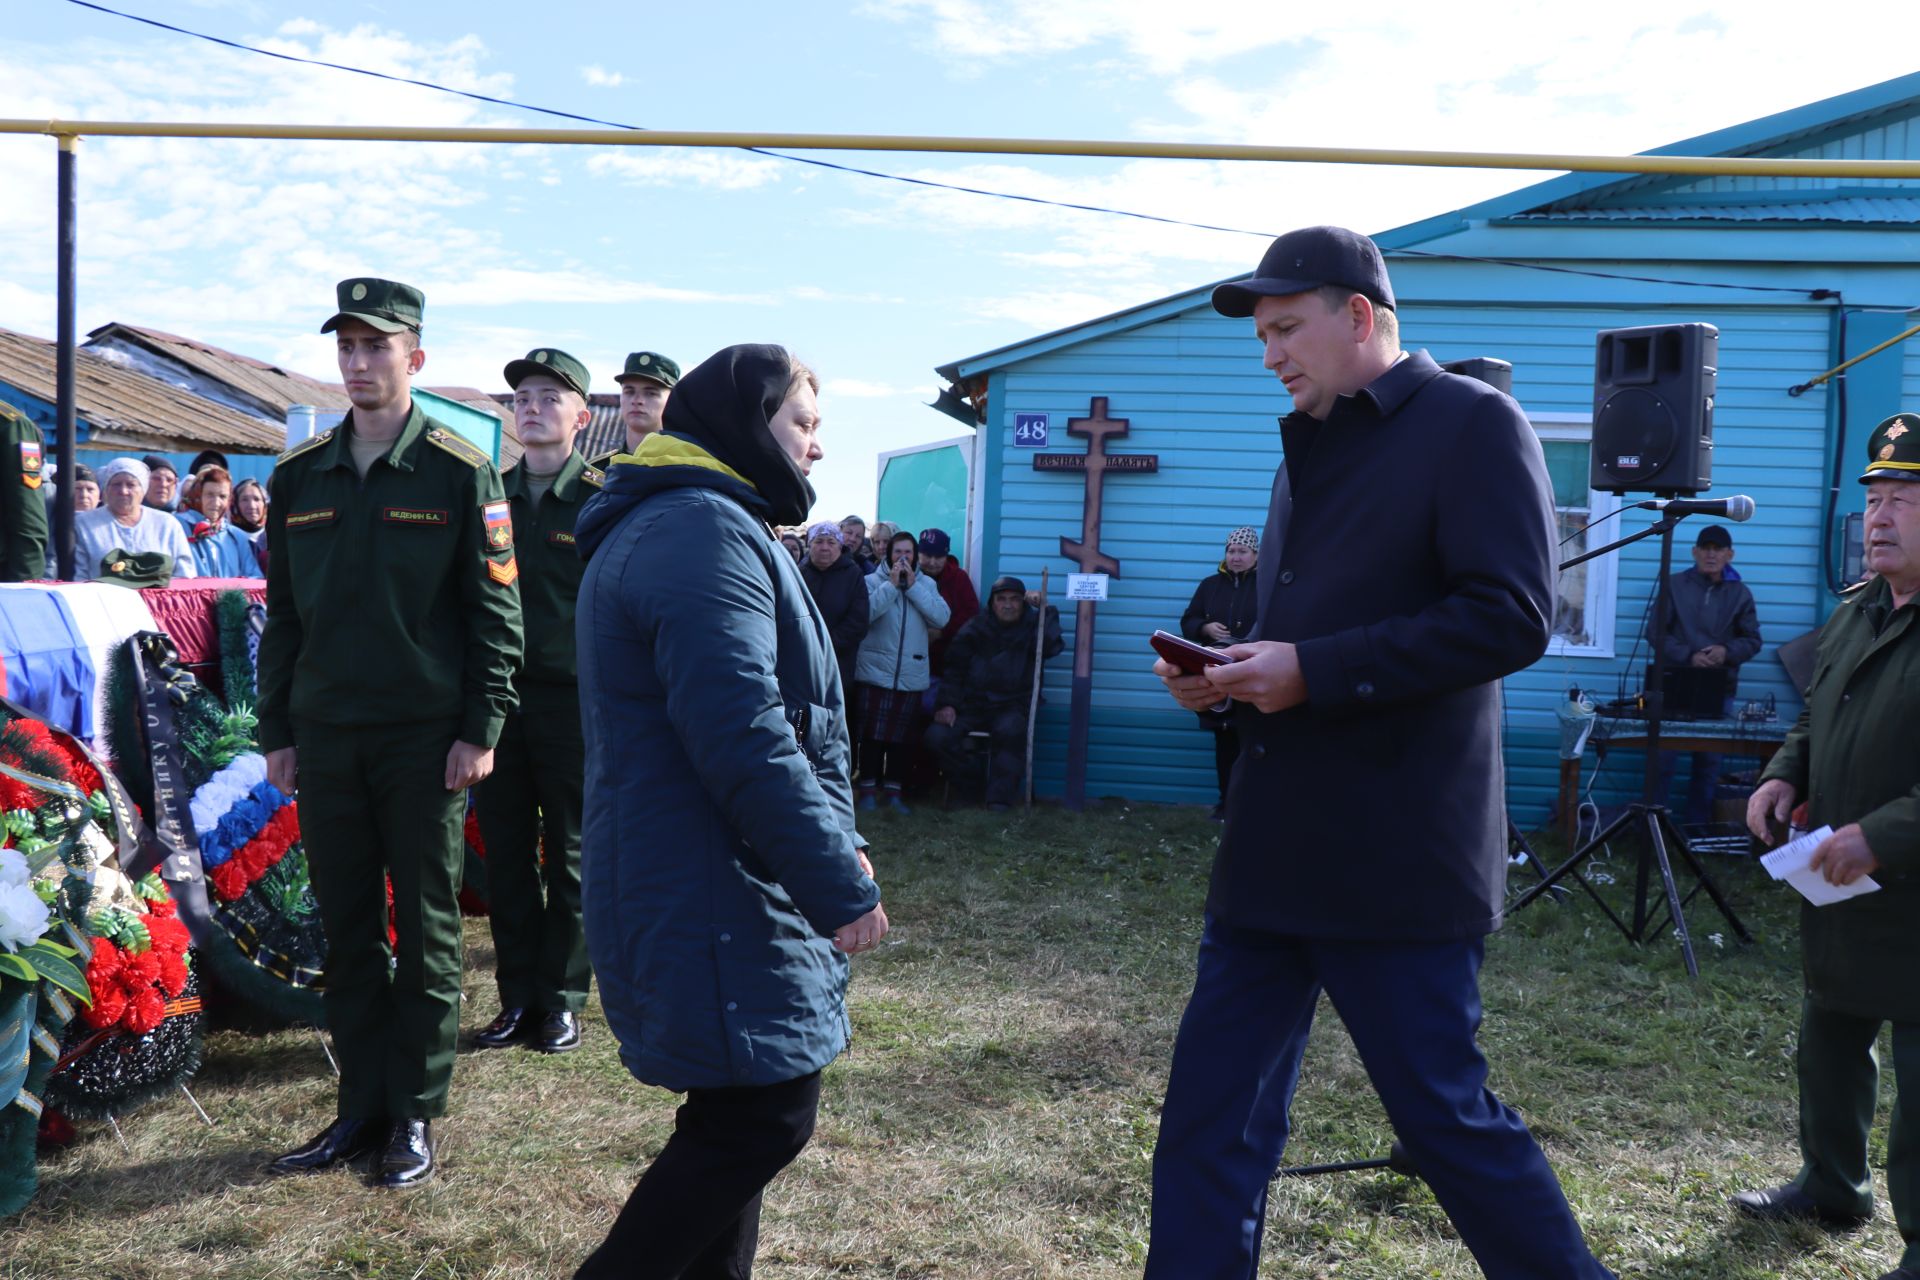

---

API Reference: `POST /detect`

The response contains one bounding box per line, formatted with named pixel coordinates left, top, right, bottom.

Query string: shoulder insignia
left=582, top=464, right=605, bottom=488
left=425, top=427, right=489, bottom=469
left=277, top=428, right=333, bottom=464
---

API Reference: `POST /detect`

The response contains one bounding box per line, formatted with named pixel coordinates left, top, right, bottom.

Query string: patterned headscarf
left=1225, top=526, right=1259, bottom=552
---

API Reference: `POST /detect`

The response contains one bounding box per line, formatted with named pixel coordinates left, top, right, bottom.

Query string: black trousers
left=1213, top=724, right=1241, bottom=804
left=575, top=1072, right=822, bottom=1280
left=925, top=706, right=1029, bottom=806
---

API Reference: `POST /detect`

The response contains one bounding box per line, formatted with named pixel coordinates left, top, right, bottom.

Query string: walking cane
left=1024, top=567, right=1048, bottom=809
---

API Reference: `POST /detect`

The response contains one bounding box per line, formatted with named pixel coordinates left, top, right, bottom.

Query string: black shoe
left=536, top=1010, right=581, bottom=1054
left=372, top=1119, right=435, bottom=1189
left=472, top=1006, right=531, bottom=1049
left=1730, top=1183, right=1870, bottom=1227
left=267, top=1117, right=384, bottom=1175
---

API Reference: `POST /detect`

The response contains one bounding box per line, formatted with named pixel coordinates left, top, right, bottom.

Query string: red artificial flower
left=83, top=984, right=127, bottom=1030
left=208, top=859, right=248, bottom=901
left=125, top=986, right=166, bottom=1035
left=85, top=938, right=124, bottom=989
left=147, top=894, right=177, bottom=921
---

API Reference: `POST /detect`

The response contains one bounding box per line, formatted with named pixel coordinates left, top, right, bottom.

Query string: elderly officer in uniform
left=589, top=351, right=679, bottom=471
left=472, top=348, right=602, bottom=1055
left=1150, top=226, right=1613, bottom=1279
left=258, top=278, right=523, bottom=1189
left=1736, top=412, right=1920, bottom=1280
left=1, top=399, right=48, bottom=582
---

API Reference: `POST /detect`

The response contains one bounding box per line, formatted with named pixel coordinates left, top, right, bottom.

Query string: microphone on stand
left=1632, top=495, right=1755, bottom=522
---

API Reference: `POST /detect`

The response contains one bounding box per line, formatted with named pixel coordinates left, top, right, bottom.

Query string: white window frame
left=1533, top=413, right=1619, bottom=659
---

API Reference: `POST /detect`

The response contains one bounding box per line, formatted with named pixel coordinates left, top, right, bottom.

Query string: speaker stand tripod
left=1507, top=511, right=1752, bottom=976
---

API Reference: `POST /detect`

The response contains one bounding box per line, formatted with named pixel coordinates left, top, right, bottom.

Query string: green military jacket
left=1761, top=574, right=1920, bottom=1022
left=256, top=403, right=524, bottom=753
left=0, top=401, right=48, bottom=583
left=500, top=448, right=601, bottom=684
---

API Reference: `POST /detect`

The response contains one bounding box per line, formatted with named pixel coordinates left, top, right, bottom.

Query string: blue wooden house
left=934, top=72, right=1920, bottom=817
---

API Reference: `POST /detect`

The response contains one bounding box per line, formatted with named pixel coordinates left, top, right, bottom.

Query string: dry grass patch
left=1, top=804, right=1908, bottom=1277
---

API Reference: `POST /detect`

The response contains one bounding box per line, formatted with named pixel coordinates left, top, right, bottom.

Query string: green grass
left=1, top=805, right=1906, bottom=1278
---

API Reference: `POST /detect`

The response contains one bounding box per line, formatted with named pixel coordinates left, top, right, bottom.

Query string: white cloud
left=431, top=268, right=768, bottom=308
left=860, top=0, right=1291, bottom=75
left=588, top=149, right=786, bottom=190
left=581, top=65, right=624, bottom=89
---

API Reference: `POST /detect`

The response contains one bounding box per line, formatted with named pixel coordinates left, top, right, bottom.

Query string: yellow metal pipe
left=1793, top=321, right=1920, bottom=394
left=7, top=117, right=1920, bottom=177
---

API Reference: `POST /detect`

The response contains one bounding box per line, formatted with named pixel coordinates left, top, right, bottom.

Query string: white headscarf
left=96, top=457, right=151, bottom=495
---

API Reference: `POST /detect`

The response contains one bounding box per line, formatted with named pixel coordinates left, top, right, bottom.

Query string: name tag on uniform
left=285, top=508, right=337, bottom=530
left=483, top=500, right=513, bottom=550
left=384, top=507, right=449, bottom=526
left=547, top=530, right=576, bottom=547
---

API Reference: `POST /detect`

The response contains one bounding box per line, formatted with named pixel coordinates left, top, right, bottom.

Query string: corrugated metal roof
left=573, top=394, right=626, bottom=462
left=0, top=327, right=284, bottom=452
left=1505, top=195, right=1920, bottom=223
left=85, top=323, right=351, bottom=417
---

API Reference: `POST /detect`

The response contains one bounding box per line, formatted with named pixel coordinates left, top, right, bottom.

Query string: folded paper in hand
left=1760, top=825, right=1882, bottom=906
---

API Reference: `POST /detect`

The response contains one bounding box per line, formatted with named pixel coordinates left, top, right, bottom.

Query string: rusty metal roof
left=85, top=322, right=351, bottom=417
left=0, top=327, right=284, bottom=452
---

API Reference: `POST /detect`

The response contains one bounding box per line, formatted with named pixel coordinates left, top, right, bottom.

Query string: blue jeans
left=1145, top=917, right=1613, bottom=1280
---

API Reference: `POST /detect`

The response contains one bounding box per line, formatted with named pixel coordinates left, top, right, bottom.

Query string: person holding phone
left=1148, top=226, right=1613, bottom=1278
left=1179, top=525, right=1260, bottom=819
left=852, top=530, right=950, bottom=812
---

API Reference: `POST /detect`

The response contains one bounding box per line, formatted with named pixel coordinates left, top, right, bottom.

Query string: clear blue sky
left=2, top=0, right=1911, bottom=520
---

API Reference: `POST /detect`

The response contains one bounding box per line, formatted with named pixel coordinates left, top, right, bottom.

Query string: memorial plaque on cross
left=1028, top=396, right=1159, bottom=809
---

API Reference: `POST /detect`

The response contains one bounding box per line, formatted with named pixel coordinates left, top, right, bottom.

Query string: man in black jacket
left=925, top=576, right=1061, bottom=810
left=800, top=519, right=869, bottom=694
left=1149, top=226, right=1613, bottom=1279
left=1649, top=523, right=1763, bottom=822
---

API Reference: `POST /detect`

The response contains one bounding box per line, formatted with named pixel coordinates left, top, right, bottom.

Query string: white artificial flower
left=0, top=880, right=51, bottom=952
left=0, top=847, right=27, bottom=887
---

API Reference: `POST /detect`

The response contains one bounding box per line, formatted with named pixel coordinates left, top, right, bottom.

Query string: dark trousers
left=1146, top=916, right=1613, bottom=1280
left=1792, top=998, right=1920, bottom=1267
left=294, top=718, right=466, bottom=1120
left=473, top=681, right=590, bottom=1014
left=925, top=706, right=1028, bottom=806
left=574, top=1072, right=822, bottom=1280
left=1212, top=724, right=1241, bottom=805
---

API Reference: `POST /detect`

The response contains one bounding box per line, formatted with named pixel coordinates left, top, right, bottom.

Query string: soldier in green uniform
left=1735, top=412, right=1920, bottom=1280
left=0, top=400, right=48, bottom=582
left=589, top=350, right=680, bottom=471
left=472, top=348, right=601, bottom=1055
left=257, top=278, right=523, bottom=1190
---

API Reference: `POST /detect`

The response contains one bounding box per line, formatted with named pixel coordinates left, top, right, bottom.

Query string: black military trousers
left=294, top=717, right=466, bottom=1120
left=473, top=680, right=589, bottom=1014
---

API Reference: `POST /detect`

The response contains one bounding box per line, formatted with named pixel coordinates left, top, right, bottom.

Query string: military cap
left=1860, top=412, right=1920, bottom=484
left=503, top=347, right=591, bottom=399
left=321, top=277, right=425, bottom=335
left=614, top=351, right=680, bottom=388
left=97, top=548, right=174, bottom=589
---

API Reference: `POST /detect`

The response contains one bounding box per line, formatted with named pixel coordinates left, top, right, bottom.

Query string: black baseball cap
left=1211, top=225, right=1396, bottom=319
left=988, top=575, right=1026, bottom=596
left=917, top=527, right=951, bottom=557
left=1695, top=525, right=1733, bottom=548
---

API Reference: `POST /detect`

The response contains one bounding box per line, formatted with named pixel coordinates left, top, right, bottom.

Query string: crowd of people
left=2, top=225, right=1914, bottom=1280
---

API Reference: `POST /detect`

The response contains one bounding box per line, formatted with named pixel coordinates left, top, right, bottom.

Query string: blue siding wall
left=984, top=301, right=1849, bottom=814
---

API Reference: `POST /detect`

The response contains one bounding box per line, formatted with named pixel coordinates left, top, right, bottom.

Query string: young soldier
left=472, top=348, right=602, bottom=1054
left=0, top=399, right=48, bottom=582
left=590, top=350, right=679, bottom=470
left=257, top=278, right=523, bottom=1189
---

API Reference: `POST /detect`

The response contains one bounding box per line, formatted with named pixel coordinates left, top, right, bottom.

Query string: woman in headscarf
left=851, top=527, right=949, bottom=813
left=174, top=465, right=262, bottom=578
left=572, top=344, right=887, bottom=1279
left=1179, top=525, right=1260, bottom=819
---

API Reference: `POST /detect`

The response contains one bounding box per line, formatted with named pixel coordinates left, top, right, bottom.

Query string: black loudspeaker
left=1589, top=322, right=1717, bottom=495
left=1439, top=356, right=1513, bottom=395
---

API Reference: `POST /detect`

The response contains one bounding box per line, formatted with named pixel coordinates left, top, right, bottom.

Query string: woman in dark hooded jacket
left=572, top=344, right=888, bottom=1278
left=1179, top=525, right=1259, bottom=818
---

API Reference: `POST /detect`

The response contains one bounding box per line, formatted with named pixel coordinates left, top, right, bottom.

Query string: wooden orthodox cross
left=1030, top=396, right=1159, bottom=809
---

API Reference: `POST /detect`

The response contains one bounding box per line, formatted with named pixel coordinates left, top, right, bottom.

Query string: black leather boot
left=372, top=1119, right=435, bottom=1189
